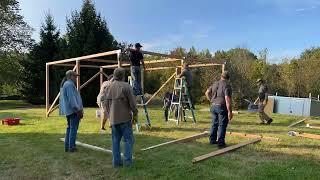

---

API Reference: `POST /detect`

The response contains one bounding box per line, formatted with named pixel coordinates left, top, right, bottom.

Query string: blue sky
left=19, top=0, right=320, bottom=63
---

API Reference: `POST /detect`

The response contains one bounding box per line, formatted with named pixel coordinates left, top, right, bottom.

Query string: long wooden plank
left=227, top=131, right=280, bottom=141
left=59, top=138, right=124, bottom=156
left=141, top=131, right=209, bottom=151
left=145, top=66, right=177, bottom=71
left=46, top=50, right=121, bottom=65
left=127, top=48, right=173, bottom=58
left=188, top=63, right=223, bottom=68
left=144, top=58, right=181, bottom=64
left=288, top=118, right=308, bottom=127
left=145, top=72, right=176, bottom=105
left=192, top=138, right=261, bottom=163
left=46, top=92, right=60, bottom=116
left=101, top=63, right=131, bottom=68
left=52, top=64, right=101, bottom=68
left=298, top=133, right=320, bottom=140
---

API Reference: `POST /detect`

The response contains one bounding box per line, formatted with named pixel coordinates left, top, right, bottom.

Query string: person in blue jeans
left=105, top=68, right=138, bottom=167
left=129, top=43, right=145, bottom=95
left=59, top=70, right=84, bottom=152
left=205, top=71, right=233, bottom=148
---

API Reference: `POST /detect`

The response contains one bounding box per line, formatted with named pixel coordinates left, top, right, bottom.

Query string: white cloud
left=142, top=34, right=184, bottom=51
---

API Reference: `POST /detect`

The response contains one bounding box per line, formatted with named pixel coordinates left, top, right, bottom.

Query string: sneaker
left=267, top=119, right=273, bottom=125
left=101, top=127, right=106, bottom=131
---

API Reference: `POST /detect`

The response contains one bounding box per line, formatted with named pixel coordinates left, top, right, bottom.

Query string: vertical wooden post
left=76, top=60, right=80, bottom=90
left=46, top=64, right=49, bottom=116
left=222, top=63, right=225, bottom=73
left=141, top=68, right=144, bottom=94
left=309, top=93, right=312, bottom=99
left=100, top=67, right=104, bottom=88
left=117, top=50, right=121, bottom=68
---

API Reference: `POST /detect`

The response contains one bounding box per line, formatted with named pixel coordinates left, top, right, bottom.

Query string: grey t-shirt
left=207, top=79, right=232, bottom=105
left=180, top=68, right=192, bottom=87
left=258, top=84, right=268, bottom=101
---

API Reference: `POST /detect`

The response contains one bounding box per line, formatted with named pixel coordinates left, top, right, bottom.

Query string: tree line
left=1, top=0, right=320, bottom=109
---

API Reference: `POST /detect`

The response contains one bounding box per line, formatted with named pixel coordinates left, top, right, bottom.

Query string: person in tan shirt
left=105, top=68, right=138, bottom=167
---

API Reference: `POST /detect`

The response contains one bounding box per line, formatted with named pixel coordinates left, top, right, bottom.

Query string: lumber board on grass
left=298, top=133, right=320, bottom=140
left=227, top=131, right=280, bottom=141
left=288, top=118, right=308, bottom=127
left=59, top=138, right=124, bottom=156
left=192, top=138, right=261, bottom=163
left=141, top=131, right=209, bottom=151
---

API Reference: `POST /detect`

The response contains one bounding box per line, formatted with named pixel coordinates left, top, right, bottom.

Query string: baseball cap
left=135, top=43, right=143, bottom=48
left=66, top=70, right=79, bottom=77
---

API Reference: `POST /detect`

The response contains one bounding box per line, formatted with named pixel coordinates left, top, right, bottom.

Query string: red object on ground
left=1, top=118, right=20, bottom=125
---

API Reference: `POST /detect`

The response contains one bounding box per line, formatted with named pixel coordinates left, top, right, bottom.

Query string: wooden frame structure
left=45, top=49, right=225, bottom=117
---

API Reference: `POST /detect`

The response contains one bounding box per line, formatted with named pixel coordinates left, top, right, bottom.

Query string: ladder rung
left=168, top=118, right=178, bottom=122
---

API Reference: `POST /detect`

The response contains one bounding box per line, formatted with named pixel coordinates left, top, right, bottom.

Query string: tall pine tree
left=21, top=13, right=61, bottom=104
left=65, top=0, right=118, bottom=106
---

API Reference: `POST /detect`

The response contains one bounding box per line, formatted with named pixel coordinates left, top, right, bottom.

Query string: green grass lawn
left=1, top=101, right=320, bottom=180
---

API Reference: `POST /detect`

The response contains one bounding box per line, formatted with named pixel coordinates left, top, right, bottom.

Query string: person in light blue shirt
left=59, top=70, right=83, bottom=152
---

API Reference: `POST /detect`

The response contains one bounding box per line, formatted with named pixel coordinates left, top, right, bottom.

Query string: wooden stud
left=81, top=59, right=119, bottom=63
left=141, top=131, right=209, bottom=151
left=46, top=49, right=121, bottom=65
left=145, top=58, right=181, bottom=64
left=127, top=48, right=174, bottom=58
left=288, top=118, right=308, bottom=127
left=76, top=60, right=80, bottom=90
left=45, top=64, right=49, bottom=115
left=52, top=64, right=100, bottom=69
left=298, top=133, right=320, bottom=140
left=306, top=124, right=320, bottom=130
left=227, top=131, right=280, bottom=141
left=192, top=138, right=261, bottom=163
left=59, top=138, right=124, bottom=157
left=80, top=72, right=100, bottom=90
left=117, top=51, right=121, bottom=68
left=145, top=72, right=176, bottom=105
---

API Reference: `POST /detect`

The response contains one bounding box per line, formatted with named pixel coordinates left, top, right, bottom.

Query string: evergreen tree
left=64, top=0, right=118, bottom=106
left=21, top=13, right=61, bottom=104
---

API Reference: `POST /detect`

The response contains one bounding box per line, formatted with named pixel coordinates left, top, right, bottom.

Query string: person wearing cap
left=256, top=79, right=273, bottom=124
left=104, top=68, right=138, bottom=167
left=178, top=63, right=195, bottom=109
left=205, top=71, right=233, bottom=148
left=59, top=70, right=83, bottom=152
left=97, top=75, right=114, bottom=130
left=129, top=43, right=145, bottom=95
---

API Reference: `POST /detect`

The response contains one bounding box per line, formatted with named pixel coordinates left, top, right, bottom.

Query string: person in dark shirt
left=178, top=63, right=195, bottom=109
left=163, top=92, right=178, bottom=121
left=205, top=71, right=233, bottom=148
left=256, top=79, right=273, bottom=124
left=129, top=43, right=145, bottom=95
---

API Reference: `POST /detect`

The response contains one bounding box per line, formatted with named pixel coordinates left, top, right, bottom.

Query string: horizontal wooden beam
left=192, top=138, right=261, bottom=163
left=297, top=132, right=320, bottom=140
left=101, top=63, right=130, bottom=69
left=52, top=63, right=101, bottom=68
left=128, top=48, right=174, bottom=58
left=141, top=131, right=209, bottom=151
left=145, top=66, right=176, bottom=71
left=145, top=58, right=181, bottom=64
left=81, top=59, right=118, bottom=63
left=227, top=131, right=280, bottom=141
left=46, top=49, right=121, bottom=65
left=188, top=63, right=224, bottom=68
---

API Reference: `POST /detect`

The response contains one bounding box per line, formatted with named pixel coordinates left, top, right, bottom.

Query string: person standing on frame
left=129, top=43, right=145, bottom=96
left=59, top=70, right=84, bottom=152
left=178, top=63, right=195, bottom=109
left=205, top=71, right=233, bottom=148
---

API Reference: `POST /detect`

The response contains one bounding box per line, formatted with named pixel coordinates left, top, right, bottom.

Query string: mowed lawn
left=1, top=100, right=320, bottom=180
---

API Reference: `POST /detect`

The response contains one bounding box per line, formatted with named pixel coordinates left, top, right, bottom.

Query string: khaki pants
left=258, top=102, right=271, bottom=123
